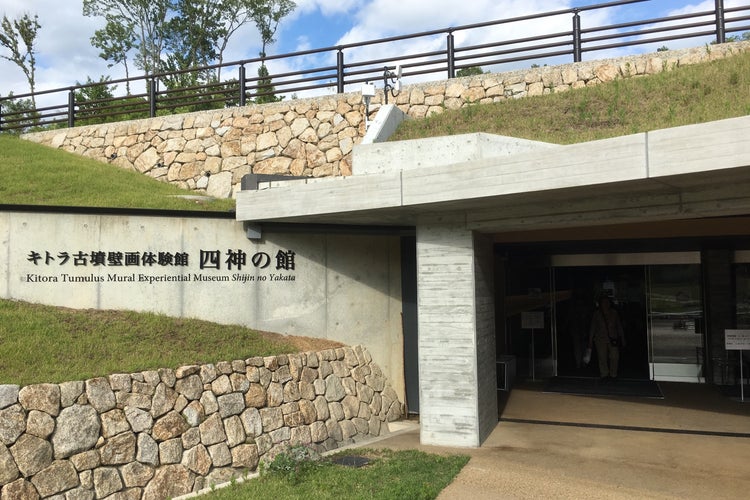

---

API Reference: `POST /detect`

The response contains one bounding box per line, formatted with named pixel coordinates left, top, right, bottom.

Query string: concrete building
left=236, top=115, right=750, bottom=447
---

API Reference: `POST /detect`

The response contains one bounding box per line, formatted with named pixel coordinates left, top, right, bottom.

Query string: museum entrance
left=554, top=265, right=649, bottom=380
left=502, top=252, right=706, bottom=383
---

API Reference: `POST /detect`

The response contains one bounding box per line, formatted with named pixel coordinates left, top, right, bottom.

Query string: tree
left=74, top=76, right=117, bottom=125
left=90, top=16, right=136, bottom=95
left=255, top=63, right=282, bottom=103
left=211, top=0, right=280, bottom=81
left=0, top=92, right=38, bottom=134
left=0, top=13, right=41, bottom=108
left=456, top=66, right=484, bottom=78
left=162, top=0, right=223, bottom=89
left=83, top=0, right=170, bottom=77
left=251, top=0, right=296, bottom=103
left=83, top=0, right=296, bottom=105
left=725, top=32, right=750, bottom=42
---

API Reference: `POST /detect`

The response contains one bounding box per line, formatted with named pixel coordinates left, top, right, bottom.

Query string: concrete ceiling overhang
left=235, top=116, right=750, bottom=234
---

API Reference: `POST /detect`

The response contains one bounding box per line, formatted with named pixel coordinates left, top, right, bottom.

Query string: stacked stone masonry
left=22, top=42, right=750, bottom=198
left=0, top=346, right=403, bottom=500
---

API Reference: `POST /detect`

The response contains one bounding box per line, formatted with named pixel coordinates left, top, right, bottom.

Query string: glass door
left=504, top=257, right=555, bottom=381
left=554, top=265, right=648, bottom=379
left=647, top=265, right=705, bottom=382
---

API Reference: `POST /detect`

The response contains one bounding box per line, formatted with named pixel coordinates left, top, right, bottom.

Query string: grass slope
left=392, top=48, right=750, bottom=143
left=0, top=298, right=299, bottom=386
left=0, top=135, right=235, bottom=211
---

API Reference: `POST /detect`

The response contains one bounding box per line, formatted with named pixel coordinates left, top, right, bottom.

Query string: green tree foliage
left=0, top=92, right=39, bottom=134
left=0, top=13, right=41, bottom=108
left=83, top=0, right=170, bottom=77
left=74, top=76, right=117, bottom=125
left=252, top=0, right=296, bottom=103
left=255, top=63, right=283, bottom=103
left=214, top=0, right=266, bottom=80
left=252, top=0, right=296, bottom=59
left=162, top=0, right=222, bottom=89
left=90, top=16, right=135, bottom=94
left=83, top=0, right=297, bottom=110
left=74, top=76, right=150, bottom=125
left=725, top=32, right=750, bottom=42
left=456, top=66, right=484, bottom=77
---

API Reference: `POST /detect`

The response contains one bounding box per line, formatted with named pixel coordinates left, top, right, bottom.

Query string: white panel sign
left=725, top=329, right=750, bottom=350
left=522, top=311, right=544, bottom=330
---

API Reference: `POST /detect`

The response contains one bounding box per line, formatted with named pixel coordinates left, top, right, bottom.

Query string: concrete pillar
left=416, top=219, right=497, bottom=447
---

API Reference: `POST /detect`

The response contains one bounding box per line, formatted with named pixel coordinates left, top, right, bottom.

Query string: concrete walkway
left=362, top=381, right=750, bottom=499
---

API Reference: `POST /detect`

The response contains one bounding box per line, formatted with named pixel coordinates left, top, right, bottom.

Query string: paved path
left=365, top=382, right=750, bottom=499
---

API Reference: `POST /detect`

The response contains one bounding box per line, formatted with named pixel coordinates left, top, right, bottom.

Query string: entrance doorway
left=555, top=265, right=649, bottom=379
left=502, top=252, right=706, bottom=383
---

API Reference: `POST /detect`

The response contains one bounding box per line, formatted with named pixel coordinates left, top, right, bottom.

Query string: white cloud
left=293, top=0, right=362, bottom=17
left=611, top=0, right=748, bottom=55
left=339, top=0, right=574, bottom=42
left=1, top=0, right=111, bottom=96
left=329, top=0, right=587, bottom=86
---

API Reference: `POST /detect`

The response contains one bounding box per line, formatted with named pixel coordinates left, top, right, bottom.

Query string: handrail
left=1, top=0, right=748, bottom=132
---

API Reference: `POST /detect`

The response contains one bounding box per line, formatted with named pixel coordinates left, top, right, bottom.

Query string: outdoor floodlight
left=361, top=82, right=376, bottom=129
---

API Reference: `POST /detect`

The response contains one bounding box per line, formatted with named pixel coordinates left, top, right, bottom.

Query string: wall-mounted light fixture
left=361, top=82, right=376, bottom=130
left=383, top=65, right=402, bottom=105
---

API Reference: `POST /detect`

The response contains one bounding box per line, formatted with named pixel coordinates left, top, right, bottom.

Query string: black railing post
left=573, top=9, right=582, bottom=62
left=149, top=79, right=157, bottom=118
left=715, top=0, right=725, bottom=44
left=68, top=89, right=75, bottom=128
left=337, top=49, right=345, bottom=94
left=447, top=31, right=455, bottom=79
left=0, top=103, right=4, bottom=133
left=239, top=66, right=247, bottom=107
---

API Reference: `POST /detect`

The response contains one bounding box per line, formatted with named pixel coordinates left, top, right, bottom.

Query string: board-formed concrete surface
left=236, top=115, right=750, bottom=232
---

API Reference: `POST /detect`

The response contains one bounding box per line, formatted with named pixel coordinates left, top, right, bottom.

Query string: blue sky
left=0, top=0, right=743, bottom=99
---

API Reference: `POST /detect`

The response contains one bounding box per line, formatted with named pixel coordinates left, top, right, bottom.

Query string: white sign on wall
left=522, top=311, right=544, bottom=330
left=725, top=329, right=750, bottom=350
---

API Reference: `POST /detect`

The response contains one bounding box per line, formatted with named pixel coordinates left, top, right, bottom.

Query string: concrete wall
left=20, top=42, right=750, bottom=197
left=473, top=233, right=497, bottom=445
left=0, top=210, right=405, bottom=402
left=0, top=346, right=403, bottom=499
left=416, top=217, right=497, bottom=447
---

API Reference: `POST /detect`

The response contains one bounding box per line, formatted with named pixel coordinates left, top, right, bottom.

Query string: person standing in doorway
left=588, top=294, right=626, bottom=378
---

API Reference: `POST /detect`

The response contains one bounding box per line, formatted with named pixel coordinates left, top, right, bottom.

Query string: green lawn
left=0, top=135, right=236, bottom=212
left=392, top=48, right=750, bottom=144
left=0, top=298, right=297, bottom=386
left=205, top=448, right=470, bottom=500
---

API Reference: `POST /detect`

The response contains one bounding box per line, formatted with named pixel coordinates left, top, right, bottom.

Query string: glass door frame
left=646, top=263, right=706, bottom=383
left=550, top=252, right=702, bottom=381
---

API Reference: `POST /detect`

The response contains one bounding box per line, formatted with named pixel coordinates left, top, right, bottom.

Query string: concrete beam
left=235, top=116, right=750, bottom=232
left=354, top=132, right=555, bottom=175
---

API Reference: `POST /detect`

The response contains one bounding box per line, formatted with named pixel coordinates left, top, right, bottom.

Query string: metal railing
left=1, top=0, right=748, bottom=132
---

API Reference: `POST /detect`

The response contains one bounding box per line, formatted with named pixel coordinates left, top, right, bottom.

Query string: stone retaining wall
left=21, top=42, right=750, bottom=197
left=0, top=346, right=403, bottom=499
